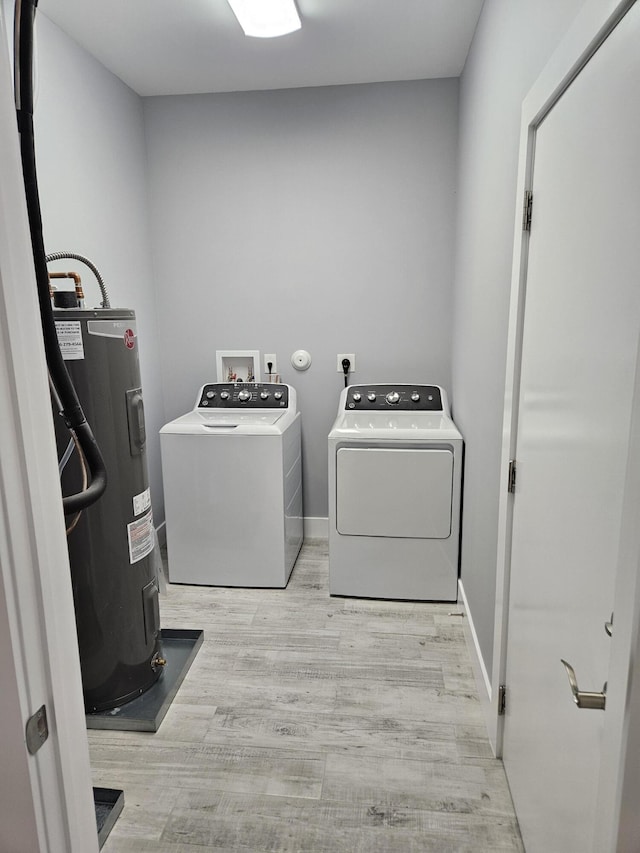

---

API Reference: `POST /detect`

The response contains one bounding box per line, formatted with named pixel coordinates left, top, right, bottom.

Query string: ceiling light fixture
left=227, top=0, right=301, bottom=39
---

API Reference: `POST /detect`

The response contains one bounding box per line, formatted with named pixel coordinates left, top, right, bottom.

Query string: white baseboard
left=304, top=517, right=328, bottom=539
left=458, top=578, right=496, bottom=753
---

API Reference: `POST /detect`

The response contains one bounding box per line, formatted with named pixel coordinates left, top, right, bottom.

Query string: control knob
left=238, top=389, right=251, bottom=402
left=367, top=393, right=376, bottom=402
left=274, top=391, right=283, bottom=400
left=411, top=392, right=420, bottom=402
left=260, top=391, right=269, bottom=400
left=352, top=392, right=362, bottom=402
left=220, top=391, right=230, bottom=400
left=206, top=390, right=215, bottom=399
left=386, top=391, right=400, bottom=405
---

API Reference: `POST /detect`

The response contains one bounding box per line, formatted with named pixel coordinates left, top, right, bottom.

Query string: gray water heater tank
left=54, top=308, right=163, bottom=713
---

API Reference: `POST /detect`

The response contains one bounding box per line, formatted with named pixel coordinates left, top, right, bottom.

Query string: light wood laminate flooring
left=90, top=540, right=523, bottom=852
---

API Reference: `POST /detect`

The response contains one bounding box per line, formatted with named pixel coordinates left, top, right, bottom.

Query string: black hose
left=15, top=0, right=107, bottom=514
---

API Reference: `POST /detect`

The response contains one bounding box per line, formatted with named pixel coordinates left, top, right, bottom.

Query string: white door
left=502, top=3, right=640, bottom=851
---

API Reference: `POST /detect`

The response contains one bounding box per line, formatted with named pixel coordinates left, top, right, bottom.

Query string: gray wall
left=144, top=80, right=459, bottom=519
left=451, top=0, right=586, bottom=681
left=25, top=6, right=589, bottom=683
left=33, top=14, right=166, bottom=521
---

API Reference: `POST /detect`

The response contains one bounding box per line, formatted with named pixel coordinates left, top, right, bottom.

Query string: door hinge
left=522, top=190, right=533, bottom=231
left=498, top=684, right=507, bottom=716
left=507, top=459, right=517, bottom=494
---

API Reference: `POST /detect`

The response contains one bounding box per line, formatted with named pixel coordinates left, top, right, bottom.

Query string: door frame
left=0, top=4, right=99, bottom=851
left=492, top=0, right=640, bottom=847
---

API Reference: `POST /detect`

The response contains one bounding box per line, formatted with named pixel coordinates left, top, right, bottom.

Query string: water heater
left=54, top=307, right=163, bottom=712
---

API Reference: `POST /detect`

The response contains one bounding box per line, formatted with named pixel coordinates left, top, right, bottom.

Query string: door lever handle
left=561, top=659, right=606, bottom=710
left=605, top=612, right=613, bottom=637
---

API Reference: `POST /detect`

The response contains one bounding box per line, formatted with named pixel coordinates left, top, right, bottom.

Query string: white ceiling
left=41, top=0, right=485, bottom=97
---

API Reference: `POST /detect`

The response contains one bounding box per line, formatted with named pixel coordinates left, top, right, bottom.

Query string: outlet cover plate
left=337, top=353, right=356, bottom=372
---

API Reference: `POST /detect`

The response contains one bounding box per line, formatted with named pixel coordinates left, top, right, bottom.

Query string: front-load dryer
left=160, top=382, right=303, bottom=587
left=328, top=384, right=463, bottom=601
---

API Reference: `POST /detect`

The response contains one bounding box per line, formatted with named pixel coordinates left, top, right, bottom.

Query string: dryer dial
left=386, top=391, right=400, bottom=405
left=274, top=391, right=283, bottom=400
left=352, top=392, right=362, bottom=402
left=260, top=391, right=269, bottom=400
left=220, top=391, right=230, bottom=400
left=367, top=393, right=377, bottom=402
left=238, top=389, right=251, bottom=402
left=411, top=392, right=420, bottom=402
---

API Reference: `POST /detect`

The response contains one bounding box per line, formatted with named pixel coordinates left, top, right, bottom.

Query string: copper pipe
left=48, top=270, right=85, bottom=302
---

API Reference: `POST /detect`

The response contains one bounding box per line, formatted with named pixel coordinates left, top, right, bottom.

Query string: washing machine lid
left=199, top=412, right=284, bottom=427
left=160, top=409, right=294, bottom=435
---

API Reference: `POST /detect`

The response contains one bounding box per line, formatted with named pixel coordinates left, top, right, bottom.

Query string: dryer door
left=336, top=447, right=453, bottom=538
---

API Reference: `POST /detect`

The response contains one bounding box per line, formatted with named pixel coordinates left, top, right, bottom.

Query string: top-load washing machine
left=328, top=384, right=463, bottom=601
left=160, top=382, right=303, bottom=587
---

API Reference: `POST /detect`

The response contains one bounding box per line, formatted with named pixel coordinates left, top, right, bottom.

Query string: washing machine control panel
left=345, top=385, right=443, bottom=411
left=197, top=383, right=290, bottom=409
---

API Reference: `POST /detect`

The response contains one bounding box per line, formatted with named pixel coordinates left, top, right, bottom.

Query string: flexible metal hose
left=45, top=251, right=111, bottom=308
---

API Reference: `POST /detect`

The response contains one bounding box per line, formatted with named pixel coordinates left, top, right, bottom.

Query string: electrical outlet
left=337, top=353, right=356, bottom=373
left=264, top=353, right=277, bottom=376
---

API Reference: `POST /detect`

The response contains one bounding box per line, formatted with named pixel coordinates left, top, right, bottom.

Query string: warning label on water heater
left=133, top=487, right=151, bottom=517
left=127, top=509, right=155, bottom=564
left=55, top=321, right=85, bottom=360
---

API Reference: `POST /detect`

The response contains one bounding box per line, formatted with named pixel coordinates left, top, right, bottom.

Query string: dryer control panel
left=197, top=383, right=290, bottom=409
left=344, top=384, right=443, bottom=411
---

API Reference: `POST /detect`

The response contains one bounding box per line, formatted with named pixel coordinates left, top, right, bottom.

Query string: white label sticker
left=133, top=487, right=151, bottom=517
left=55, top=321, right=85, bottom=360
left=127, top=509, right=155, bottom=564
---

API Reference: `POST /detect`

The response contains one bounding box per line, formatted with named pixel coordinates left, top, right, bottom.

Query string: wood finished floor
left=90, top=540, right=523, bottom=852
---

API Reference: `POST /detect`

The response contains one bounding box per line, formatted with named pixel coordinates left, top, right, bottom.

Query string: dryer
left=328, top=384, right=463, bottom=601
left=160, top=383, right=303, bottom=587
